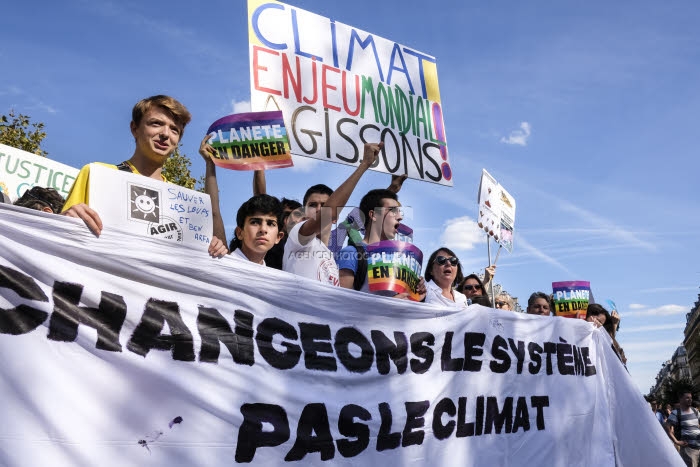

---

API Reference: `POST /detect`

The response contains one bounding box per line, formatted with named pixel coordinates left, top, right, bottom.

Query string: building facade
left=683, top=292, right=700, bottom=390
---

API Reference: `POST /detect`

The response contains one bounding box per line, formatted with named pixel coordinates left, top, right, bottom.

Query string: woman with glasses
left=424, top=247, right=468, bottom=307
left=495, top=292, right=515, bottom=311
left=457, top=273, right=489, bottom=303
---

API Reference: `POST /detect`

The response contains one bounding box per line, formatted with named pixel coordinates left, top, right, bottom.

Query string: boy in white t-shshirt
left=283, top=143, right=381, bottom=285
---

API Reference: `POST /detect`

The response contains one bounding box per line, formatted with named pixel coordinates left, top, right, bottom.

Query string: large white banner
left=0, top=204, right=682, bottom=466
left=248, top=0, right=453, bottom=186
left=0, top=143, right=79, bottom=201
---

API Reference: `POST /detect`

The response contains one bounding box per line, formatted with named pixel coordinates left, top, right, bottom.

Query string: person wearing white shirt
left=423, top=247, right=468, bottom=308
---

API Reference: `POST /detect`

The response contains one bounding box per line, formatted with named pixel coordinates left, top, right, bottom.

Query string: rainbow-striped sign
left=205, top=111, right=293, bottom=171
left=552, top=281, right=591, bottom=319
left=366, top=241, right=423, bottom=301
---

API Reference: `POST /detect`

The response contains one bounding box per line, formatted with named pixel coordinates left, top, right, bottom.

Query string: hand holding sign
left=205, top=111, right=293, bottom=171
left=360, top=142, right=382, bottom=169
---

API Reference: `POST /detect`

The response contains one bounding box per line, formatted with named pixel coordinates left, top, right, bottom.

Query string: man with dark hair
left=61, top=95, right=226, bottom=257
left=229, top=194, right=284, bottom=265
left=338, top=187, right=426, bottom=300
left=13, top=186, right=65, bottom=213
left=282, top=144, right=381, bottom=285
left=264, top=197, right=302, bottom=269
left=666, top=390, right=700, bottom=466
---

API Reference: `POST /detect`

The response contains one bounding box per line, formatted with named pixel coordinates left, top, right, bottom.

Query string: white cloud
left=439, top=216, right=486, bottom=251
left=628, top=303, right=646, bottom=310
left=231, top=100, right=251, bottom=114
left=500, top=121, right=531, bottom=146
left=623, top=304, right=688, bottom=318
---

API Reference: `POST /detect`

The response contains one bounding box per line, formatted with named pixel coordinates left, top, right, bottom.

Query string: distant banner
left=0, top=205, right=684, bottom=466
left=206, top=111, right=293, bottom=171
left=477, top=169, right=516, bottom=252
left=552, top=281, right=591, bottom=319
left=248, top=0, right=452, bottom=185
left=0, top=143, right=78, bottom=201
left=366, top=240, right=423, bottom=300
left=88, top=164, right=213, bottom=250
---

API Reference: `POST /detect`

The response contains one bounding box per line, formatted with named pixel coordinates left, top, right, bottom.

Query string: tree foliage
left=162, top=146, right=204, bottom=191
left=660, top=377, right=696, bottom=406
left=0, top=110, right=48, bottom=156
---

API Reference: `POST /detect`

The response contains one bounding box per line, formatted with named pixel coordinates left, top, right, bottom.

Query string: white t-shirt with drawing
left=283, top=221, right=339, bottom=286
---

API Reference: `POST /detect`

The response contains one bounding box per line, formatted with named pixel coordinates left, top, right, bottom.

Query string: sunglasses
left=435, top=255, right=459, bottom=266
left=462, top=284, right=482, bottom=291
left=495, top=301, right=508, bottom=308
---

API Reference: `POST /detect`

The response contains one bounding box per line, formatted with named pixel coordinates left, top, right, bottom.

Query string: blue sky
left=2, top=0, right=699, bottom=393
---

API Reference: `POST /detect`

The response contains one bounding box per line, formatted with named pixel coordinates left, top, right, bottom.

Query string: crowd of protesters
left=8, top=93, right=700, bottom=463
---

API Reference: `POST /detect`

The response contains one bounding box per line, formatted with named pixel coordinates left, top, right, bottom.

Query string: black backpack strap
left=677, top=408, right=683, bottom=441
left=352, top=244, right=367, bottom=291
left=116, top=161, right=134, bottom=172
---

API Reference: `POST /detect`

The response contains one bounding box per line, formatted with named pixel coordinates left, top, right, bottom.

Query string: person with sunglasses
left=495, top=292, right=515, bottom=311
left=423, top=247, right=468, bottom=307
left=457, top=273, right=489, bottom=303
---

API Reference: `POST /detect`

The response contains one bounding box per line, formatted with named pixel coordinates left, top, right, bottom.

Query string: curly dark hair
left=13, top=186, right=65, bottom=213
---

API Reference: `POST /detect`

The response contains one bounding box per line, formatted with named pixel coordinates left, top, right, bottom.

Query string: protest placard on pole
left=365, top=240, right=423, bottom=300
left=88, top=164, right=213, bottom=250
left=552, top=281, right=591, bottom=319
left=248, top=0, right=452, bottom=185
left=477, top=169, right=516, bottom=252
left=0, top=143, right=79, bottom=201
left=205, top=111, right=293, bottom=171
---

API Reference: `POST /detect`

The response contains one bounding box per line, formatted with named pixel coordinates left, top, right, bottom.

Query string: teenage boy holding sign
left=61, top=95, right=227, bottom=257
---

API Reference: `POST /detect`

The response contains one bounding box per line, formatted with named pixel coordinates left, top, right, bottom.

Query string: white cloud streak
left=557, top=199, right=656, bottom=252
left=623, top=323, right=685, bottom=333
left=620, top=339, right=682, bottom=353
left=515, top=234, right=574, bottom=276
left=500, top=121, right=531, bottom=146
left=640, top=286, right=699, bottom=294
left=622, top=304, right=688, bottom=318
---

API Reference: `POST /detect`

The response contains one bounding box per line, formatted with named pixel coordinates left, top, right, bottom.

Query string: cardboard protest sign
left=88, top=164, right=213, bottom=250
left=248, top=0, right=452, bottom=185
left=552, top=281, right=591, bottom=319
left=477, top=169, right=516, bottom=252
left=366, top=240, right=423, bottom=300
left=0, top=143, right=79, bottom=201
left=206, top=111, right=293, bottom=171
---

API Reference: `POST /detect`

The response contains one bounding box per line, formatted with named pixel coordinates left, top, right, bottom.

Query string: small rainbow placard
left=552, top=281, right=591, bottom=319
left=366, top=241, right=423, bottom=301
left=206, top=111, right=293, bottom=171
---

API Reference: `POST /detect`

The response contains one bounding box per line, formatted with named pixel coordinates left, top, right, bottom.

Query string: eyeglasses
left=435, top=255, right=459, bottom=266
left=462, top=284, right=482, bottom=291
left=495, top=301, right=508, bottom=307
left=382, top=206, right=403, bottom=216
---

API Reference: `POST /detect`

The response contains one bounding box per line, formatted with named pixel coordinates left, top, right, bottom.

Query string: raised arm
left=299, top=143, right=381, bottom=239
left=199, top=134, right=227, bottom=246
left=253, top=170, right=266, bottom=196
